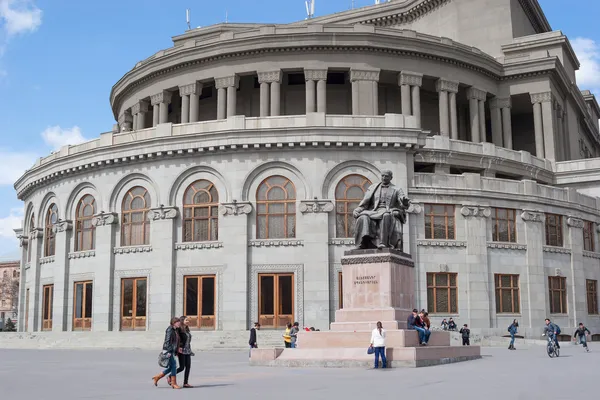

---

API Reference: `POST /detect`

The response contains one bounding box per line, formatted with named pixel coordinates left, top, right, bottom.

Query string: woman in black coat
left=152, top=317, right=181, bottom=389
left=175, top=316, right=194, bottom=388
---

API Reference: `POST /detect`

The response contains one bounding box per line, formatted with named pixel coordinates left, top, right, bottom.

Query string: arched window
left=75, top=195, right=96, bottom=251
left=183, top=180, right=219, bottom=242
left=121, top=187, right=150, bottom=246
left=256, top=176, right=296, bottom=239
left=335, top=174, right=372, bottom=238
left=44, top=204, right=58, bottom=256
left=27, top=213, right=34, bottom=263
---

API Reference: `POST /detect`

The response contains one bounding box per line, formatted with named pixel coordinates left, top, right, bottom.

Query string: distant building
left=13, top=0, right=600, bottom=338
left=0, top=261, right=20, bottom=329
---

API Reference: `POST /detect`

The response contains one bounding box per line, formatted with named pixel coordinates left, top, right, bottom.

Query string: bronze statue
left=353, top=170, right=410, bottom=251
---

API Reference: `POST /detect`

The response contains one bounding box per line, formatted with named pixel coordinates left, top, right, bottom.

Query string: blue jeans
left=162, top=354, right=177, bottom=377
left=374, top=346, right=387, bottom=368
left=578, top=335, right=588, bottom=348
left=414, top=327, right=431, bottom=344
left=509, top=333, right=515, bottom=346
left=547, top=334, right=559, bottom=348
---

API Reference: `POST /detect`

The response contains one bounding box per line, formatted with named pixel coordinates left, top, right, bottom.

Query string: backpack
left=555, top=325, right=561, bottom=335
left=507, top=325, right=512, bottom=333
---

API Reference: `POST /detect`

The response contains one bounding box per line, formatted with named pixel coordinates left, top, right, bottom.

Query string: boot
left=166, top=376, right=172, bottom=386
left=152, top=372, right=165, bottom=387
left=171, top=376, right=182, bottom=390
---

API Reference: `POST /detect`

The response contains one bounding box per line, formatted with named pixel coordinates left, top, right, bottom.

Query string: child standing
left=459, top=324, right=470, bottom=346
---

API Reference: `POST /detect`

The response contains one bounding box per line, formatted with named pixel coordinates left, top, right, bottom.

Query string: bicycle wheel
left=554, top=347, right=560, bottom=357
left=547, top=345, right=555, bottom=358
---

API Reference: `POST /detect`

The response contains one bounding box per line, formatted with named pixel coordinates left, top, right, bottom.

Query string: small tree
left=3, top=318, right=15, bottom=332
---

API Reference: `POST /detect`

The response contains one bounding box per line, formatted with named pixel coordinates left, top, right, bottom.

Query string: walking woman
left=175, top=316, right=194, bottom=387
left=370, top=321, right=387, bottom=369
left=152, top=317, right=181, bottom=389
left=508, top=319, right=518, bottom=350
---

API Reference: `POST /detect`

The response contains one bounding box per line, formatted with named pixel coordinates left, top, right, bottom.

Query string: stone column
left=147, top=206, right=178, bottom=331
left=400, top=81, right=411, bottom=116
left=151, top=91, right=172, bottom=125
left=520, top=208, right=546, bottom=330
left=436, top=78, right=459, bottom=137
left=350, top=69, right=380, bottom=116
left=304, top=69, right=328, bottom=114
left=132, top=112, right=138, bottom=131
left=179, top=82, right=202, bottom=124
left=51, top=220, right=72, bottom=332
left=530, top=94, right=546, bottom=159
left=27, top=228, right=43, bottom=331
left=478, top=98, right=486, bottom=140
left=132, top=100, right=149, bottom=130
left=215, top=75, right=239, bottom=118
left=219, top=201, right=252, bottom=329
left=181, top=94, right=189, bottom=123
left=258, top=73, right=271, bottom=117
left=399, top=71, right=423, bottom=128
left=118, top=110, right=133, bottom=132
left=305, top=78, right=316, bottom=113
left=270, top=73, right=282, bottom=117
left=299, top=199, right=334, bottom=329
left=152, top=104, right=159, bottom=127
left=216, top=87, right=226, bottom=119
left=501, top=99, right=513, bottom=150
left=490, top=98, right=503, bottom=147
left=557, top=105, right=566, bottom=160
left=566, top=216, right=585, bottom=328
left=449, top=92, right=458, bottom=138
left=467, top=87, right=486, bottom=143
left=91, top=212, right=118, bottom=331
left=258, top=71, right=282, bottom=117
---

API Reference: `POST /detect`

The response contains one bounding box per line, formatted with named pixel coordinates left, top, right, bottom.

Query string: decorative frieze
left=530, top=91, right=552, bottom=104
left=435, top=78, right=459, bottom=93
left=329, top=238, right=355, bottom=246
left=407, top=203, right=422, bottom=214
left=566, top=217, right=584, bottom=229
left=583, top=250, right=600, bottom=259
left=215, top=75, right=239, bottom=89
left=92, top=212, right=118, bottom=227
left=304, top=69, right=328, bottom=81
left=179, top=82, right=202, bottom=96
left=248, top=239, right=304, bottom=247
left=148, top=206, right=178, bottom=221
left=349, top=69, right=380, bottom=82
left=487, top=242, right=527, bottom=251
left=68, top=250, right=96, bottom=259
left=257, top=70, right=282, bottom=84
left=114, top=245, right=153, bottom=254
left=466, top=87, right=487, bottom=101
left=460, top=206, right=491, bottom=218
left=399, top=71, right=423, bottom=87
left=543, top=246, right=572, bottom=255
left=175, top=242, right=223, bottom=250
left=341, top=253, right=415, bottom=267
left=299, top=199, right=334, bottom=213
left=417, top=240, right=467, bottom=247
left=40, top=256, right=55, bottom=265
left=52, top=219, right=73, bottom=233
left=521, top=210, right=544, bottom=223
left=489, top=97, right=511, bottom=109
left=219, top=201, right=252, bottom=216
left=150, top=90, right=173, bottom=105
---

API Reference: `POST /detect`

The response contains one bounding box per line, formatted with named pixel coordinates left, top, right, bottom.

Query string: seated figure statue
left=352, top=170, right=410, bottom=251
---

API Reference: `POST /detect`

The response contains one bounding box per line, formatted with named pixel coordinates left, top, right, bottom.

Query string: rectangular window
left=42, top=284, right=54, bottom=331
left=584, top=221, right=595, bottom=252
left=587, top=279, right=598, bottom=315
left=494, top=274, right=520, bottom=314
left=183, top=275, right=216, bottom=330
left=545, top=214, right=563, bottom=247
left=548, top=276, right=567, bottom=314
left=73, top=281, right=93, bottom=331
left=492, top=208, right=516, bottom=242
left=426, top=273, right=458, bottom=314
left=424, top=204, right=455, bottom=240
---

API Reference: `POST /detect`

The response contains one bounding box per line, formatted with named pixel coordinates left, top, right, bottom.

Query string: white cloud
left=0, top=0, right=42, bottom=37
left=572, top=37, right=600, bottom=93
left=0, top=207, right=22, bottom=240
left=41, top=125, right=87, bottom=150
left=0, top=149, right=35, bottom=185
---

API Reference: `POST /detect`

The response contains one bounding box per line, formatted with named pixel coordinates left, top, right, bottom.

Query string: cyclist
left=573, top=322, right=591, bottom=352
left=543, top=318, right=561, bottom=349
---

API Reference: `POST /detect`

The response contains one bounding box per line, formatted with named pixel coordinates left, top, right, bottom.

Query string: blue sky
left=0, top=0, right=598, bottom=259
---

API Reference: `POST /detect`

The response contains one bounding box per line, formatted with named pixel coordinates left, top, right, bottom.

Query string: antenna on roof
left=186, top=9, right=191, bottom=30
left=305, top=0, right=315, bottom=19
left=225, top=9, right=228, bottom=23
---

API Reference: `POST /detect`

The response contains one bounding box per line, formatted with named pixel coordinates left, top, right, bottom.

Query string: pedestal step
left=334, top=308, right=412, bottom=323
left=297, top=329, right=450, bottom=348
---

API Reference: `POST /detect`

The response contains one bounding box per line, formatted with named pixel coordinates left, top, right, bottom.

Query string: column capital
left=215, top=75, right=239, bottom=89
left=257, top=70, right=282, bottom=84
left=466, top=87, right=487, bottom=101
left=150, top=90, right=173, bottom=106
left=567, top=216, right=584, bottom=229
left=460, top=205, right=491, bottom=218
left=91, top=212, right=119, bottom=227
left=299, top=199, right=334, bottom=213
left=179, top=82, right=203, bottom=96
left=304, top=68, right=328, bottom=81
left=52, top=219, right=73, bottom=233
left=489, top=97, right=511, bottom=109
left=148, top=205, right=178, bottom=221
left=435, top=78, right=459, bottom=93
left=28, top=227, right=43, bottom=240
left=530, top=91, right=552, bottom=104
left=520, top=209, right=544, bottom=223
left=349, top=69, right=380, bottom=82
left=219, top=201, right=253, bottom=216
left=131, top=100, right=150, bottom=114
left=399, top=71, right=423, bottom=87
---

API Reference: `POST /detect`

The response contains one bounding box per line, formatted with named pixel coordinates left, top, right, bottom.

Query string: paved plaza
left=1, top=343, right=596, bottom=399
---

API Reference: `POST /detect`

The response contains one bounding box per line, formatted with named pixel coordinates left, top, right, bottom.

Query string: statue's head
left=381, top=170, right=393, bottom=185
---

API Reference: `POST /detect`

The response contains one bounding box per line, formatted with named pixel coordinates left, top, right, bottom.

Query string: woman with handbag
left=152, top=317, right=181, bottom=389
left=369, top=321, right=387, bottom=369
left=174, top=316, right=194, bottom=388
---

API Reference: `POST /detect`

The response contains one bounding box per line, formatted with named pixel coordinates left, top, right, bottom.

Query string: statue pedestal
left=331, top=248, right=414, bottom=331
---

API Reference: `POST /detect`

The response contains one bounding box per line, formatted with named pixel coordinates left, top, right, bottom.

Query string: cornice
left=516, top=0, right=552, bottom=34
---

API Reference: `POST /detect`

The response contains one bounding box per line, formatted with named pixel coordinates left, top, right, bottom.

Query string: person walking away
left=283, top=323, right=292, bottom=348
left=543, top=318, right=561, bottom=349
left=508, top=319, right=518, bottom=350
left=174, top=316, right=194, bottom=388
left=573, top=322, right=591, bottom=352
left=249, top=322, right=260, bottom=357
left=290, top=322, right=300, bottom=348
left=152, top=317, right=181, bottom=389
left=370, top=321, right=387, bottom=369
left=459, top=324, right=470, bottom=346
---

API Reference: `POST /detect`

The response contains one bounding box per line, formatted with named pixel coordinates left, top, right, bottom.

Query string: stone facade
left=0, top=261, right=19, bottom=329
left=12, top=0, right=600, bottom=338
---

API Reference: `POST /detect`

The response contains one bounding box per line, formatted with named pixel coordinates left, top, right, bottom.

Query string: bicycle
left=543, top=334, right=560, bottom=358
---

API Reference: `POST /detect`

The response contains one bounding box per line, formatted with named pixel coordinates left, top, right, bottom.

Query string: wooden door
left=258, top=273, right=294, bottom=328
left=184, top=275, right=216, bottom=330
left=120, top=278, right=147, bottom=331
left=42, top=284, right=53, bottom=331
left=73, top=281, right=93, bottom=330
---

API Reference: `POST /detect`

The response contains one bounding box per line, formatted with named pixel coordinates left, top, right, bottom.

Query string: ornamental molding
left=340, top=253, right=415, bottom=267
left=29, top=228, right=43, bottom=240
left=92, top=212, right=118, bottom=227
left=329, top=238, right=355, bottom=246
left=18, top=235, right=28, bottom=247
left=399, top=71, right=423, bottom=87
left=489, top=97, right=511, bottom=109
left=52, top=219, right=73, bottom=233
left=361, top=0, right=451, bottom=27
left=583, top=250, right=600, bottom=259
left=175, top=242, right=223, bottom=250
left=530, top=91, right=552, bottom=104
left=460, top=205, right=491, bottom=218
left=148, top=205, right=178, bottom=221
left=68, top=250, right=96, bottom=259
left=349, top=69, right=380, bottom=82
left=150, top=90, right=173, bottom=105
left=304, top=69, right=328, bottom=81
left=487, top=242, right=527, bottom=251
left=466, top=87, right=487, bottom=101
left=40, top=256, right=55, bottom=265
left=407, top=203, right=422, bottom=214
left=566, top=217, right=584, bottom=229
left=299, top=199, right=334, bottom=213
left=520, top=210, right=544, bottom=223
left=175, top=265, right=225, bottom=330
left=543, top=246, right=571, bottom=254
left=248, top=239, right=304, bottom=247
left=114, top=245, right=153, bottom=254
left=131, top=100, right=149, bottom=114
left=417, top=240, right=467, bottom=247
left=257, top=70, right=282, bottom=83
left=215, top=75, right=239, bottom=89
left=179, top=82, right=202, bottom=96
left=219, top=201, right=252, bottom=216
left=435, top=78, right=459, bottom=93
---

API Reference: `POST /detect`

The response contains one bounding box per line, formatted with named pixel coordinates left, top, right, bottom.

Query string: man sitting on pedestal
left=353, top=170, right=409, bottom=251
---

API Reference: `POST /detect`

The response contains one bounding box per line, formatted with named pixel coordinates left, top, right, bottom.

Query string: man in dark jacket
left=543, top=318, right=561, bottom=349
left=573, top=322, right=591, bottom=352
left=407, top=308, right=430, bottom=345
left=249, top=322, right=260, bottom=357
left=459, top=324, right=470, bottom=346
